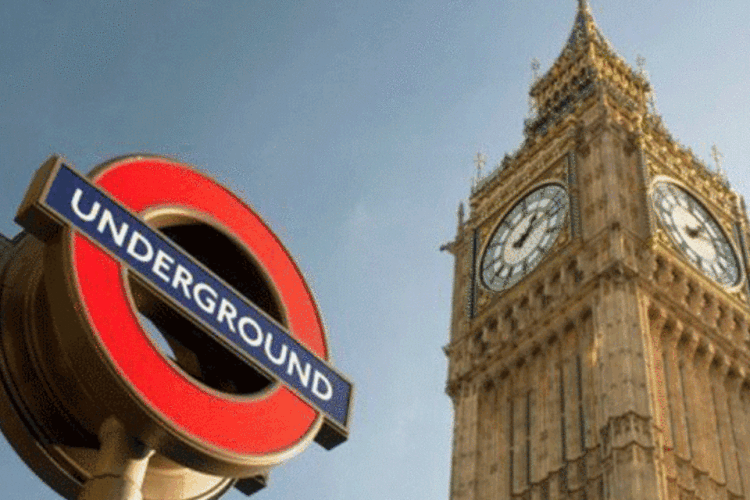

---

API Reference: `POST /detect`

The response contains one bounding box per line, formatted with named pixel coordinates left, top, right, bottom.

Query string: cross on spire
left=636, top=55, right=646, bottom=75
left=471, top=151, right=487, bottom=190
left=474, top=152, right=487, bottom=179
left=711, top=144, right=726, bottom=177
left=528, top=58, right=541, bottom=118
left=531, top=58, right=540, bottom=81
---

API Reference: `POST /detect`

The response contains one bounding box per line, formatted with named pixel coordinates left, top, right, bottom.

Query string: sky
left=0, top=1, right=749, bottom=499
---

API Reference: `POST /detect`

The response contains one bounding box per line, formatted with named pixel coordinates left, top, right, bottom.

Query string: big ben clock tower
left=444, top=1, right=750, bottom=499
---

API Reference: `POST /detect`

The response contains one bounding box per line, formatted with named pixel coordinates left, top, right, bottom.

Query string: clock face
left=651, top=181, right=741, bottom=288
left=480, top=184, right=569, bottom=292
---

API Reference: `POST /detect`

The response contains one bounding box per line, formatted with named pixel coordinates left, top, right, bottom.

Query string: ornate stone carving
left=445, top=3, right=750, bottom=499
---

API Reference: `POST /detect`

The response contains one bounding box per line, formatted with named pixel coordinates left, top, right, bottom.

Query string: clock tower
left=444, top=2, right=750, bottom=499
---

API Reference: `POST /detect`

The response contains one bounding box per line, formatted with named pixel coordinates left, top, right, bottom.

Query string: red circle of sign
left=69, top=157, right=326, bottom=456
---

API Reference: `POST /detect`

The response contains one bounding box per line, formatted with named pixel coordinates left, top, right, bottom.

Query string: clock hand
left=512, top=213, right=538, bottom=248
left=685, top=224, right=715, bottom=247
left=685, top=224, right=702, bottom=239
left=682, top=223, right=720, bottom=262
left=524, top=212, right=550, bottom=239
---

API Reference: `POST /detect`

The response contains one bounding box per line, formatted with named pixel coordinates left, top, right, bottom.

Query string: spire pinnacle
left=473, top=151, right=486, bottom=185
left=564, top=0, right=602, bottom=53
left=711, top=144, right=727, bottom=178
left=525, top=0, right=651, bottom=138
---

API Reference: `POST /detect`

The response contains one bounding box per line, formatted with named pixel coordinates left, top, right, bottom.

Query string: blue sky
left=1, top=1, right=749, bottom=499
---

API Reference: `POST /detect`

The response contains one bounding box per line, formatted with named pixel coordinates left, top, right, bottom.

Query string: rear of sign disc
left=0, top=235, right=239, bottom=499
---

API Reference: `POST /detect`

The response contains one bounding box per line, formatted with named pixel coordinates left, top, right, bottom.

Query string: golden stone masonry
left=444, top=1, right=750, bottom=498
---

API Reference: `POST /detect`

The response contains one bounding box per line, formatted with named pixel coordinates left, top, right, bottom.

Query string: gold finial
left=711, top=144, right=726, bottom=178
left=528, top=58, right=541, bottom=118
left=635, top=55, right=658, bottom=115
left=636, top=54, right=646, bottom=75
left=474, top=152, right=487, bottom=182
left=531, top=58, right=540, bottom=81
left=578, top=0, right=591, bottom=13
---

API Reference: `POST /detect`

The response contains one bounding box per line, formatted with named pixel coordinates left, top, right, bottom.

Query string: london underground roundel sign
left=15, top=155, right=352, bottom=475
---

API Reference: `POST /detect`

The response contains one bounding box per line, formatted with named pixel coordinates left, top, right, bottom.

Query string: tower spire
left=564, top=0, right=609, bottom=54
left=524, top=0, right=651, bottom=138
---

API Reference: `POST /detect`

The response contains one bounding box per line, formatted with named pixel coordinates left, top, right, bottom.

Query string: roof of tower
left=524, top=0, right=650, bottom=137
left=473, top=1, right=734, bottom=206
left=562, top=0, right=617, bottom=61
